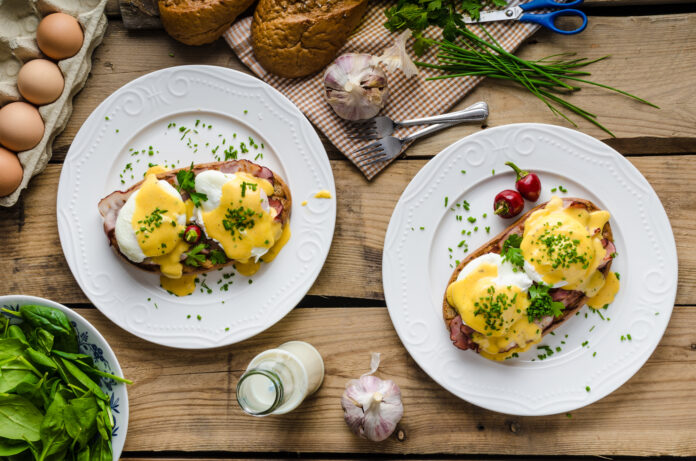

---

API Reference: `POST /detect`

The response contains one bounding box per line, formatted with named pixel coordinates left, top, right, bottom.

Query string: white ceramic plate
left=383, top=123, right=678, bottom=416
left=57, top=66, right=336, bottom=349
left=0, top=295, right=129, bottom=460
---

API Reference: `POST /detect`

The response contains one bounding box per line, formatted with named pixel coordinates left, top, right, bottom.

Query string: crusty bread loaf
left=443, top=198, right=614, bottom=337
left=158, top=0, right=255, bottom=46
left=251, top=0, right=368, bottom=78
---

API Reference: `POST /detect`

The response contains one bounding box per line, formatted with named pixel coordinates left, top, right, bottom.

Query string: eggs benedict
left=98, top=160, right=292, bottom=296
left=444, top=197, right=619, bottom=361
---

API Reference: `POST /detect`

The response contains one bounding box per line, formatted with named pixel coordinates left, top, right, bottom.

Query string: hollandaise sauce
left=521, top=196, right=609, bottom=294
left=199, top=172, right=284, bottom=276
left=446, top=262, right=542, bottom=361
left=587, top=271, right=620, bottom=309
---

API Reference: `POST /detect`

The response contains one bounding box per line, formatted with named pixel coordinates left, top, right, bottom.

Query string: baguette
left=443, top=198, right=615, bottom=354
left=98, top=160, right=291, bottom=276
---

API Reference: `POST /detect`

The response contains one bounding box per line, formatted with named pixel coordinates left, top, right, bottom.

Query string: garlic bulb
left=323, top=31, right=418, bottom=121
left=341, top=353, right=404, bottom=442
left=324, top=54, right=389, bottom=121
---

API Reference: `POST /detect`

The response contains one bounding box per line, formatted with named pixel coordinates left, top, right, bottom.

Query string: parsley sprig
left=527, top=283, right=565, bottom=322
left=176, top=163, right=208, bottom=208
left=184, top=243, right=208, bottom=267
left=501, top=234, right=524, bottom=269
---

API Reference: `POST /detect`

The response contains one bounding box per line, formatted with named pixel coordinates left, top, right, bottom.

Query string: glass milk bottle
left=236, top=341, right=324, bottom=416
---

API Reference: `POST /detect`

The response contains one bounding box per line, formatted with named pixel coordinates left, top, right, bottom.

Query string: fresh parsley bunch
left=384, top=0, right=506, bottom=54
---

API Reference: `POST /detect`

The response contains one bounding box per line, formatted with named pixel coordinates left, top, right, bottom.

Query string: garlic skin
left=341, top=353, right=404, bottom=442
left=324, top=54, right=389, bottom=121
left=379, top=30, right=418, bottom=78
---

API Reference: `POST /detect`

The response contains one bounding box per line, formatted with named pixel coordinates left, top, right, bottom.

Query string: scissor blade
left=462, top=7, right=522, bottom=23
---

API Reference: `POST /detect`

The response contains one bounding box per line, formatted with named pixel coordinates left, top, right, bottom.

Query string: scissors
left=462, top=0, right=588, bottom=35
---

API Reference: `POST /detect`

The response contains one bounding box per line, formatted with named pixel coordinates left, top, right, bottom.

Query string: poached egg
left=114, top=171, right=192, bottom=279
left=193, top=170, right=283, bottom=272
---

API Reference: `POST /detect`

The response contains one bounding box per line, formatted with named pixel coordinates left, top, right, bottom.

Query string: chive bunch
left=416, top=27, right=658, bottom=136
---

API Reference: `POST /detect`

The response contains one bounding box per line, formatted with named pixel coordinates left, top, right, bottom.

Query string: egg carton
left=0, top=0, right=108, bottom=207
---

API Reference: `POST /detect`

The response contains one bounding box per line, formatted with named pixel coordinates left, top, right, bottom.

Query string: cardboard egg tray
left=0, top=0, right=108, bottom=207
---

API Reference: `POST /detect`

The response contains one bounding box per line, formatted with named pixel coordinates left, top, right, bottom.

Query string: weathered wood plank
left=76, top=306, right=696, bottom=455
left=52, top=15, right=696, bottom=162
left=104, top=0, right=696, bottom=20
left=0, top=155, right=693, bottom=304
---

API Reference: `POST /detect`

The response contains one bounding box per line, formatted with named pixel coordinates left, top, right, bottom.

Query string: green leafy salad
left=0, top=305, right=131, bottom=461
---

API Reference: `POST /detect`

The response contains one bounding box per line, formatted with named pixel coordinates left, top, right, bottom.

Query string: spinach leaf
left=39, top=391, right=71, bottom=460
left=89, top=435, right=112, bottom=461
left=0, top=436, right=29, bottom=456
left=76, top=445, right=90, bottom=461
left=59, top=359, right=108, bottom=402
left=24, top=348, right=57, bottom=372
left=0, top=338, right=26, bottom=361
left=0, top=393, right=43, bottom=441
left=19, top=306, right=72, bottom=337
left=19, top=306, right=78, bottom=354
left=0, top=369, right=39, bottom=394
left=7, top=325, right=29, bottom=346
left=35, top=330, right=54, bottom=355
left=64, top=395, right=98, bottom=450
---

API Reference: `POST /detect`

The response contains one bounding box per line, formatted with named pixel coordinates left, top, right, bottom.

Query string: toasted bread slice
left=443, top=198, right=615, bottom=350
left=98, top=160, right=291, bottom=276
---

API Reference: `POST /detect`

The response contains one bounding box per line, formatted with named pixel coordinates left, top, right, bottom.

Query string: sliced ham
left=449, top=315, right=478, bottom=351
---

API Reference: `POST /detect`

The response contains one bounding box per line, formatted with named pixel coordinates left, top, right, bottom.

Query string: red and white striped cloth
left=224, top=1, right=538, bottom=180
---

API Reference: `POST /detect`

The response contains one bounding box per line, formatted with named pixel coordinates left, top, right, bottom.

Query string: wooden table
left=2, top=0, right=695, bottom=458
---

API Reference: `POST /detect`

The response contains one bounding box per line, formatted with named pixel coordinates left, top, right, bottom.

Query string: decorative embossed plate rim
left=57, top=66, right=336, bottom=349
left=382, top=123, right=678, bottom=416
left=0, top=295, right=129, bottom=460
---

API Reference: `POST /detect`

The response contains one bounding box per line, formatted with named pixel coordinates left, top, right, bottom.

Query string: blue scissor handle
left=519, top=0, right=584, bottom=11
left=519, top=9, right=588, bottom=35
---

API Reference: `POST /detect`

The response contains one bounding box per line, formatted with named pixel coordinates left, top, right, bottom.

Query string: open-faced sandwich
left=443, top=196, right=620, bottom=361
left=98, top=160, right=291, bottom=296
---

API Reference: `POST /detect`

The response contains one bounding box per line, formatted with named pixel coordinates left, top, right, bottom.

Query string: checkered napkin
left=224, top=1, right=538, bottom=180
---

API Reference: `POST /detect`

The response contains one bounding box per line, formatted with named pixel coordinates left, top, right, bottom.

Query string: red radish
left=184, top=225, right=202, bottom=243
left=505, top=161, right=541, bottom=202
left=494, top=190, right=524, bottom=218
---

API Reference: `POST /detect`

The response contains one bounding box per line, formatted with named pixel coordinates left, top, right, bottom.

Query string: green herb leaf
left=501, top=234, right=525, bottom=269
left=526, top=283, right=565, bottom=322
left=184, top=243, right=208, bottom=267
left=176, top=163, right=208, bottom=208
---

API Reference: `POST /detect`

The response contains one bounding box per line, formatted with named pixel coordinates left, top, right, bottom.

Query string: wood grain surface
left=51, top=16, right=696, bottom=163
left=1, top=156, right=693, bottom=304
left=74, top=306, right=696, bottom=456
left=3, top=2, right=695, bottom=458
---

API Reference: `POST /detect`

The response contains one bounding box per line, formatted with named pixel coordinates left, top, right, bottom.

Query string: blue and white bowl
left=0, top=295, right=129, bottom=460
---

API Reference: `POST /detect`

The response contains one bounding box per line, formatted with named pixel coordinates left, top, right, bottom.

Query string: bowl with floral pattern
left=0, top=294, right=129, bottom=460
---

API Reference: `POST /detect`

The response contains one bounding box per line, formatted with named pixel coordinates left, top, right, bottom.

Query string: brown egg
left=0, top=102, right=45, bottom=152
left=0, top=147, right=23, bottom=196
left=36, top=13, right=84, bottom=60
left=17, top=59, right=65, bottom=105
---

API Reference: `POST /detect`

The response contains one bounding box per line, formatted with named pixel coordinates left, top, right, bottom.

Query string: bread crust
left=251, top=0, right=368, bottom=78
left=98, top=160, right=291, bottom=276
left=158, top=0, right=255, bottom=45
left=443, top=198, right=614, bottom=340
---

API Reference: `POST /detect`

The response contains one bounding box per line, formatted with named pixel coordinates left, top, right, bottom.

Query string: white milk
left=236, top=341, right=324, bottom=416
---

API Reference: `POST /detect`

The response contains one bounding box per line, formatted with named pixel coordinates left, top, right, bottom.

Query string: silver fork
left=349, top=101, right=489, bottom=140
left=353, top=121, right=460, bottom=167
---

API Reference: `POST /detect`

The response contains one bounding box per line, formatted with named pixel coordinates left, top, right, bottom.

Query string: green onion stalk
left=415, top=26, right=658, bottom=137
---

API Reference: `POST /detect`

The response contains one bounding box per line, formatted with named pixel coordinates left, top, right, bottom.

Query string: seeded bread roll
left=158, top=0, right=255, bottom=46
left=251, top=0, right=368, bottom=78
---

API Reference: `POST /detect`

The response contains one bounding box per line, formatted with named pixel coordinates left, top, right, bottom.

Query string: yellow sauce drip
left=587, top=271, right=620, bottom=309
left=132, top=174, right=187, bottom=279
left=160, top=273, right=197, bottom=296
left=314, top=190, right=331, bottom=199
left=261, top=224, right=291, bottom=263
left=446, top=262, right=541, bottom=360
left=521, top=196, right=609, bottom=294
left=301, top=200, right=307, bottom=206
left=152, top=240, right=189, bottom=279
left=235, top=261, right=261, bottom=276
left=146, top=165, right=168, bottom=176
left=201, top=172, right=281, bottom=262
